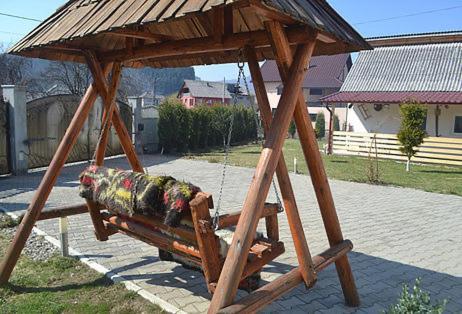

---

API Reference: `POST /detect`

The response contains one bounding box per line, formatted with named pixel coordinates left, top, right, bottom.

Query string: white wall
left=347, top=103, right=462, bottom=138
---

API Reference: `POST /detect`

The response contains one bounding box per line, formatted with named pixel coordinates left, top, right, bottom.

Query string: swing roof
left=8, top=0, right=370, bottom=68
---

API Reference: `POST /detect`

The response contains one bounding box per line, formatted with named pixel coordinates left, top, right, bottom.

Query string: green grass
left=184, top=139, right=462, bottom=196
left=0, top=231, right=164, bottom=314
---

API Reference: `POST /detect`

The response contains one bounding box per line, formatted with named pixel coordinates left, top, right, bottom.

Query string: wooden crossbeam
left=208, top=41, right=316, bottom=313
left=266, top=20, right=360, bottom=307
left=100, top=26, right=313, bottom=64
left=109, top=29, right=174, bottom=42
left=245, top=45, right=316, bottom=287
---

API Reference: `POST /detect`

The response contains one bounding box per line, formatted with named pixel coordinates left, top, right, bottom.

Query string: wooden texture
left=9, top=0, right=370, bottom=68
left=218, top=240, right=353, bottom=313
left=190, top=193, right=221, bottom=290
left=0, top=65, right=110, bottom=284
left=102, top=212, right=202, bottom=259
left=216, top=203, right=279, bottom=230
left=208, top=42, right=316, bottom=313
left=333, top=131, right=462, bottom=166
left=246, top=45, right=316, bottom=287
left=95, top=62, right=122, bottom=165
left=266, top=20, right=360, bottom=307
left=86, top=200, right=109, bottom=241
left=35, top=203, right=89, bottom=221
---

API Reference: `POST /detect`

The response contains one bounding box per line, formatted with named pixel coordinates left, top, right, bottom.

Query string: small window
left=310, top=88, right=323, bottom=96
left=454, top=116, right=462, bottom=133
left=277, top=85, right=283, bottom=95
left=309, top=113, right=317, bottom=122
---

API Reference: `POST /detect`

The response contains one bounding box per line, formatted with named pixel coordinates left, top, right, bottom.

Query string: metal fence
left=26, top=95, right=132, bottom=169
left=0, top=101, right=10, bottom=174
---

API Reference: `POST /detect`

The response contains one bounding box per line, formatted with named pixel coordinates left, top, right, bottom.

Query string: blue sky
left=1, top=0, right=462, bottom=81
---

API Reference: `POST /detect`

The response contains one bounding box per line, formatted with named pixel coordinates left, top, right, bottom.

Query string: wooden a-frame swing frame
left=0, top=14, right=360, bottom=313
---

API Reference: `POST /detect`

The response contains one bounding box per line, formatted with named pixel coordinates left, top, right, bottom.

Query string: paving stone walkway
left=0, top=155, right=461, bottom=313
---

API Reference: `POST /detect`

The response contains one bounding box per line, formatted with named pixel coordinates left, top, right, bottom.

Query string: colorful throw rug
left=79, top=165, right=201, bottom=227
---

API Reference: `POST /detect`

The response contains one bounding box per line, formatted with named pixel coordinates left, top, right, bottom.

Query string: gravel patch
left=0, top=214, right=59, bottom=262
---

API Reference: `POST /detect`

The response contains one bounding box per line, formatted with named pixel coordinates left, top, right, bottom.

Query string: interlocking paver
left=1, top=155, right=461, bottom=313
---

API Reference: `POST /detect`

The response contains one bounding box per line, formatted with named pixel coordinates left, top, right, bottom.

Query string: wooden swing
left=0, top=1, right=370, bottom=313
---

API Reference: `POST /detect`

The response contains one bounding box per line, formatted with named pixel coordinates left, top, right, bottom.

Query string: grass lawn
left=184, top=139, right=462, bottom=196
left=0, top=229, right=164, bottom=313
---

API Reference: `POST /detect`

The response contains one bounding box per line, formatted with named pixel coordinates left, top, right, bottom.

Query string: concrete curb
left=0, top=208, right=186, bottom=314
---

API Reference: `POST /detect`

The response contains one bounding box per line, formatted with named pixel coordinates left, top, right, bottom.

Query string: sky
left=1, top=0, right=462, bottom=81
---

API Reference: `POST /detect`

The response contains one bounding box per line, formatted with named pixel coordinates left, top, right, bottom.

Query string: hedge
left=159, top=98, right=257, bottom=152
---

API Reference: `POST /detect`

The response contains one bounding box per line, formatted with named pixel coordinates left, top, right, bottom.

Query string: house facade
left=322, top=34, right=462, bottom=138
left=261, top=54, right=352, bottom=128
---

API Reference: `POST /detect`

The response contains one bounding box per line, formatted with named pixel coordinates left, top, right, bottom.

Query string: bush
left=333, top=114, right=340, bottom=131
left=158, top=100, right=257, bottom=152
left=397, top=102, right=427, bottom=171
left=158, top=97, right=190, bottom=153
left=315, top=112, right=325, bottom=139
left=386, top=279, right=446, bottom=314
left=288, top=120, right=296, bottom=138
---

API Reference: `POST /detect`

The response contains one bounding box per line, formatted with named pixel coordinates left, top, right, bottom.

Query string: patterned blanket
left=79, top=165, right=201, bottom=227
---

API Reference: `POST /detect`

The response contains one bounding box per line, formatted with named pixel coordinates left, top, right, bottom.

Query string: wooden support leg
left=0, top=67, right=110, bottom=284
left=95, top=63, right=122, bottom=165
left=190, top=193, right=221, bottom=292
left=85, top=52, right=144, bottom=173
left=245, top=46, right=315, bottom=286
left=266, top=21, right=360, bottom=307
left=86, top=200, right=109, bottom=241
left=208, top=41, right=316, bottom=313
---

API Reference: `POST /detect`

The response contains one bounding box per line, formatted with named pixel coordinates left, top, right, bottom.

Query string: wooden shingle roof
left=9, top=0, right=370, bottom=68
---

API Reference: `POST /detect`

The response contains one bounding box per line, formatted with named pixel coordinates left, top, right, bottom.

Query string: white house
left=322, top=32, right=462, bottom=138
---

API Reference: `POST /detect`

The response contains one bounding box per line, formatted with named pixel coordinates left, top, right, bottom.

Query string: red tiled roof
left=260, top=54, right=351, bottom=89
left=321, top=91, right=462, bottom=104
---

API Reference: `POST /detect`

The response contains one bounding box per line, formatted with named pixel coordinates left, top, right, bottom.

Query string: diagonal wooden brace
left=0, top=64, right=112, bottom=285
left=208, top=41, right=317, bottom=313
left=84, top=51, right=144, bottom=173
left=245, top=46, right=316, bottom=287
left=266, top=21, right=360, bottom=307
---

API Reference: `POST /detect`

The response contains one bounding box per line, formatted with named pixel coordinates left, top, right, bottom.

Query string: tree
left=158, top=97, right=191, bottom=153
left=0, top=45, right=31, bottom=85
left=42, top=61, right=91, bottom=96
left=288, top=120, right=296, bottom=138
left=315, top=112, right=325, bottom=139
left=397, top=102, right=427, bottom=172
left=333, top=114, right=340, bottom=131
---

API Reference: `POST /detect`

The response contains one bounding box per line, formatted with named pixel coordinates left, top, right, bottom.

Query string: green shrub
left=333, top=114, right=340, bottom=131
left=158, top=97, right=191, bottom=153
left=0, top=214, right=19, bottom=229
left=397, top=102, right=427, bottom=172
left=288, top=120, right=296, bottom=138
left=386, top=279, right=446, bottom=314
left=315, top=112, right=325, bottom=139
left=158, top=100, right=257, bottom=152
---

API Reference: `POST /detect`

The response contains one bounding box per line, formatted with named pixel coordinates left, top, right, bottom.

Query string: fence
left=26, top=95, right=132, bottom=169
left=0, top=101, right=10, bottom=174
left=333, top=131, right=462, bottom=166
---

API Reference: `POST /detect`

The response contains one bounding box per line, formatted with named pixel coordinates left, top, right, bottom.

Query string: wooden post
left=59, top=217, right=69, bottom=257
left=84, top=52, right=144, bottom=173
left=266, top=21, right=360, bottom=307
left=208, top=42, right=316, bottom=313
left=95, top=62, right=122, bottom=165
left=0, top=65, right=111, bottom=284
left=190, top=193, right=221, bottom=291
left=245, top=46, right=316, bottom=287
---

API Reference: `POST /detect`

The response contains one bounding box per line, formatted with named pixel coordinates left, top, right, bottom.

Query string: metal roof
left=261, top=53, right=351, bottom=88
left=8, top=0, right=370, bottom=68
left=322, top=91, right=462, bottom=105
left=340, top=42, right=462, bottom=93
left=183, top=80, right=232, bottom=99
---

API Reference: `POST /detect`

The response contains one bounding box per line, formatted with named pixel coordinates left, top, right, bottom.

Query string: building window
left=277, top=85, right=283, bottom=95
left=454, top=116, right=462, bottom=133
left=309, top=114, right=317, bottom=122
left=310, top=88, right=323, bottom=96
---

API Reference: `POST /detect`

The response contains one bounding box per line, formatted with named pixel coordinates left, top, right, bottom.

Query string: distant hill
left=0, top=53, right=195, bottom=99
